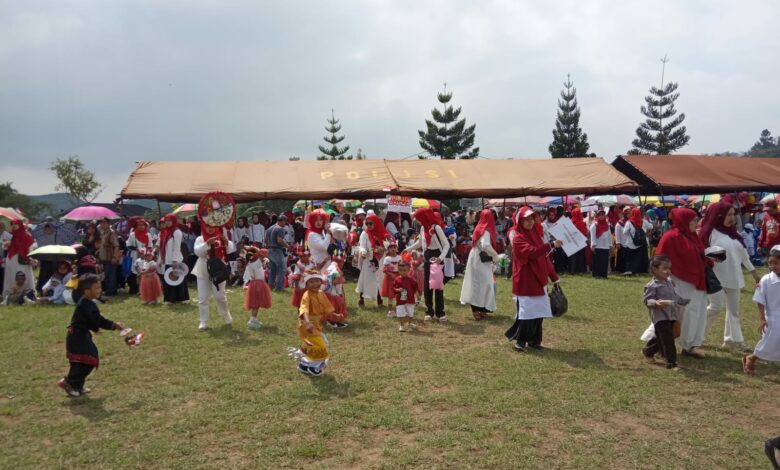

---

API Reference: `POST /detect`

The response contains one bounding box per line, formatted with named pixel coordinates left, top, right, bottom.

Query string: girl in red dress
left=244, top=247, right=272, bottom=330
left=380, top=241, right=401, bottom=316
left=138, top=250, right=163, bottom=305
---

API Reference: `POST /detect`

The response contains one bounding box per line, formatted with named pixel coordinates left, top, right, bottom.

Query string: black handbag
left=207, top=256, right=231, bottom=287
left=704, top=266, right=722, bottom=294
left=478, top=250, right=493, bottom=263
left=550, top=283, right=568, bottom=317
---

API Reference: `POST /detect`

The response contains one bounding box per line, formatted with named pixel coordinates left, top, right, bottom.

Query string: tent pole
left=156, top=199, right=161, bottom=219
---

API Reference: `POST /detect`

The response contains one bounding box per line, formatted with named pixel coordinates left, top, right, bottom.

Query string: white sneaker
left=24, top=296, right=36, bottom=305
left=424, top=315, right=433, bottom=321
left=408, top=322, right=417, bottom=329
left=398, top=325, right=407, bottom=332
left=438, top=316, right=448, bottom=322
left=198, top=322, right=208, bottom=331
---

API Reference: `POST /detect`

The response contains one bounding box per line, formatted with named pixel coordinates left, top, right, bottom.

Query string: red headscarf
left=533, top=212, right=544, bottom=238
left=364, top=213, right=388, bottom=248
left=158, top=214, right=180, bottom=261
left=628, top=207, right=643, bottom=229
left=594, top=210, right=610, bottom=238
left=7, top=218, right=34, bottom=259
left=305, top=209, right=329, bottom=246
left=513, top=207, right=549, bottom=287
left=607, top=206, right=619, bottom=227
left=201, top=224, right=227, bottom=260
left=570, top=208, right=587, bottom=236
left=472, top=209, right=497, bottom=250
left=414, top=208, right=442, bottom=244
left=657, top=208, right=707, bottom=290
left=699, top=201, right=744, bottom=247
left=132, top=218, right=149, bottom=247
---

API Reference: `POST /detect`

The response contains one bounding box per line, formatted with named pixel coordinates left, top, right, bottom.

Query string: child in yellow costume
left=295, top=270, right=335, bottom=376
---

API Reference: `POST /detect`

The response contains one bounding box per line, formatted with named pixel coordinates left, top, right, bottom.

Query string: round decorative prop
left=198, top=192, right=236, bottom=227
left=163, top=263, right=189, bottom=286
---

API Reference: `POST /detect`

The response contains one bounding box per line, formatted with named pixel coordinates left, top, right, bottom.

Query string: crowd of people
left=1, top=196, right=779, bottom=398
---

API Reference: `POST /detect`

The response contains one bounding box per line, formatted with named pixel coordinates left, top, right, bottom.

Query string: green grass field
left=1, top=271, right=777, bottom=469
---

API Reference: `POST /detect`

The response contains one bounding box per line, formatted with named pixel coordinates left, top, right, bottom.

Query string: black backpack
left=632, top=227, right=647, bottom=247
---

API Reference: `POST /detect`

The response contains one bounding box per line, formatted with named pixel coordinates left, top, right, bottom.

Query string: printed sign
left=546, top=217, right=588, bottom=256
left=460, top=198, right=483, bottom=209
left=388, top=195, right=412, bottom=214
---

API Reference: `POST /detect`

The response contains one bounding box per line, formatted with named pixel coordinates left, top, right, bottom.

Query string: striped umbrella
left=411, top=198, right=441, bottom=209
left=172, top=203, right=198, bottom=217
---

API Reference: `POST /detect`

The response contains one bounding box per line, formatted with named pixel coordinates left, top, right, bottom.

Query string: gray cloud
left=1, top=0, right=778, bottom=199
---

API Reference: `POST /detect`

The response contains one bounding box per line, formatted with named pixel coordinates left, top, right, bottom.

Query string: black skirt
left=568, top=248, right=587, bottom=274
left=505, top=318, right=544, bottom=346
left=162, top=264, right=190, bottom=302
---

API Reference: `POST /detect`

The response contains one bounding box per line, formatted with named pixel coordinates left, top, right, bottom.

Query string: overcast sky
left=1, top=0, right=778, bottom=201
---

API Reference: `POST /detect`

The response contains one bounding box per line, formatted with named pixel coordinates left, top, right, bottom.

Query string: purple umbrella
left=63, top=206, right=120, bottom=222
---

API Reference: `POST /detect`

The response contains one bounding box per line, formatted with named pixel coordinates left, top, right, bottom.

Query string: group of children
left=54, top=234, right=780, bottom=394
left=642, top=246, right=780, bottom=373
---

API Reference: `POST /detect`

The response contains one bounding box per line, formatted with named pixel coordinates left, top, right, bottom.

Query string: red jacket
left=512, top=236, right=559, bottom=297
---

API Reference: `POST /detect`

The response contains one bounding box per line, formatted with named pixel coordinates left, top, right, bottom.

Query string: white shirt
left=193, top=235, right=236, bottom=279
left=386, top=222, right=399, bottom=237
left=590, top=224, right=613, bottom=250
left=306, top=231, right=332, bottom=267
left=249, top=223, right=265, bottom=245
left=622, top=221, right=643, bottom=250
left=158, top=229, right=184, bottom=265
left=753, top=271, right=780, bottom=314
left=405, top=225, right=449, bottom=262
left=709, top=229, right=754, bottom=290
left=243, top=259, right=266, bottom=283
left=233, top=226, right=251, bottom=243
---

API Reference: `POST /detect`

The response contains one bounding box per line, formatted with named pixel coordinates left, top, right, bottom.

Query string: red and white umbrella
left=63, top=206, right=120, bottom=222
left=0, top=207, right=28, bottom=223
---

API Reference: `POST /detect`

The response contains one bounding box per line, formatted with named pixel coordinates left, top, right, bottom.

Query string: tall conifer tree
left=418, top=84, right=479, bottom=159
left=549, top=74, right=590, bottom=158
left=630, top=55, right=690, bottom=155
left=318, top=109, right=350, bottom=160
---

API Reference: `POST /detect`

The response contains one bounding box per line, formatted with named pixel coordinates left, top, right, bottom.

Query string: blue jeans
left=102, top=262, right=118, bottom=296
left=267, top=248, right=286, bottom=290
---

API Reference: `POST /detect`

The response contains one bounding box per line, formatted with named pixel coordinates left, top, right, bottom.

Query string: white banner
left=546, top=217, right=588, bottom=256
left=388, top=195, right=412, bottom=214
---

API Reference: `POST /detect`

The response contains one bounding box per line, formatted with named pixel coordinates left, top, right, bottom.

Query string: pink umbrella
left=63, top=205, right=120, bottom=222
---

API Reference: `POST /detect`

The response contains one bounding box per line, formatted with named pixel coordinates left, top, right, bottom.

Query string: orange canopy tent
left=612, top=155, right=780, bottom=195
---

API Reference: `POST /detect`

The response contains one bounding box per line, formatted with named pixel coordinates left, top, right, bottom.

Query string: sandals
left=742, top=355, right=756, bottom=375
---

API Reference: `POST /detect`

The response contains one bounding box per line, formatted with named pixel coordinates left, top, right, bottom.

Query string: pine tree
left=748, top=129, right=780, bottom=157
left=418, top=85, right=479, bottom=159
left=549, top=74, right=590, bottom=158
left=318, top=109, right=350, bottom=160
left=630, top=55, right=690, bottom=155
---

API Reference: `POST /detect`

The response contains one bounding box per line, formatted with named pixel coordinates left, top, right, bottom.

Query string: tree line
left=308, top=57, right=777, bottom=160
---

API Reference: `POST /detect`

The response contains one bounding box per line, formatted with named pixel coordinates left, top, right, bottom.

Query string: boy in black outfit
left=57, top=274, right=124, bottom=397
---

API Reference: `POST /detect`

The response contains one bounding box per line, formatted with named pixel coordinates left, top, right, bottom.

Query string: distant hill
left=29, top=193, right=174, bottom=218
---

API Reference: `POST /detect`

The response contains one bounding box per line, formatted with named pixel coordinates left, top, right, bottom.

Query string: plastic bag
left=428, top=262, right=444, bottom=290
left=550, top=283, right=568, bottom=317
